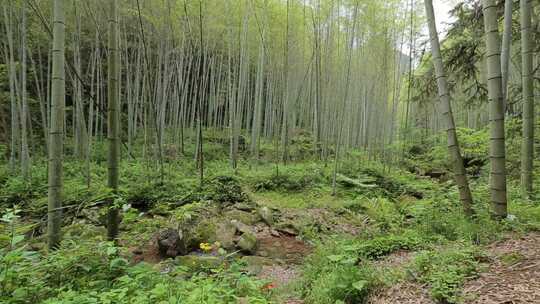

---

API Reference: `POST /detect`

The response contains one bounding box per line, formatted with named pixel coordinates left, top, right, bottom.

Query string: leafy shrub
left=305, top=263, right=378, bottom=304
left=301, top=231, right=424, bottom=304
left=250, top=166, right=326, bottom=192
left=181, top=175, right=249, bottom=204
left=0, top=165, right=48, bottom=214
left=352, top=197, right=404, bottom=231
left=408, top=194, right=508, bottom=244
left=41, top=263, right=270, bottom=304
left=411, top=245, right=482, bottom=303
left=355, top=232, right=424, bottom=260
left=252, top=173, right=311, bottom=192
left=302, top=237, right=379, bottom=304
left=1, top=227, right=269, bottom=304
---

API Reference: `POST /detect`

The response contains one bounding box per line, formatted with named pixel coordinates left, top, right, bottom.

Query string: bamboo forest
left=2, top=0, right=540, bottom=303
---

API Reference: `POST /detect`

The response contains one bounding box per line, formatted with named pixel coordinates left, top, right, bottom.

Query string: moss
left=188, top=219, right=218, bottom=248
left=224, top=209, right=260, bottom=225
left=174, top=255, right=223, bottom=271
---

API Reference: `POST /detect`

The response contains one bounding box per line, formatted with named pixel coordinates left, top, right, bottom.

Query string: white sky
left=433, top=0, right=458, bottom=37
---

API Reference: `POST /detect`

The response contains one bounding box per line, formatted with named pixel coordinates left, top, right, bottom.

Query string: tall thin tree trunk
left=520, top=0, right=534, bottom=198
left=47, top=0, right=65, bottom=250
left=482, top=0, right=507, bottom=218
left=20, top=3, right=30, bottom=180
left=4, top=4, right=19, bottom=172
left=501, top=0, right=513, bottom=114
left=424, top=0, right=474, bottom=216
left=107, top=0, right=120, bottom=241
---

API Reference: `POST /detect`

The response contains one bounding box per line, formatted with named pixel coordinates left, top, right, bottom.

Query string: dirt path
left=368, top=233, right=540, bottom=304
left=368, top=250, right=434, bottom=304
left=462, top=233, right=540, bottom=304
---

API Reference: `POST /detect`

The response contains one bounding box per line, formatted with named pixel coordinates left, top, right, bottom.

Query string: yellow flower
left=199, top=242, right=212, bottom=252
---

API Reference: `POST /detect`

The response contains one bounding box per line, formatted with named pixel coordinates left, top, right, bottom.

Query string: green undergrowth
left=1, top=220, right=271, bottom=304
left=2, top=133, right=540, bottom=304
left=301, top=230, right=427, bottom=304
left=298, top=177, right=540, bottom=304
left=411, top=245, right=484, bottom=303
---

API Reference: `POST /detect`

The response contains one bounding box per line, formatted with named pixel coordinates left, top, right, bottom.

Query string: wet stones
left=157, top=228, right=187, bottom=258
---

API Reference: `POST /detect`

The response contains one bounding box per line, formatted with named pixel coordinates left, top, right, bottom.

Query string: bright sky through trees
left=434, top=0, right=457, bottom=37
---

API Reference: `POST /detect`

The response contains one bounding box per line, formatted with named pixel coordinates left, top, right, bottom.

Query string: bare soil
left=462, top=233, right=540, bottom=304
left=367, top=233, right=540, bottom=304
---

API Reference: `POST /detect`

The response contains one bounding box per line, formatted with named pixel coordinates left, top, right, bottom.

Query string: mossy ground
left=1, top=130, right=540, bottom=303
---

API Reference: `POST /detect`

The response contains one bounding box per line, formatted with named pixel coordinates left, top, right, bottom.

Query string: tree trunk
left=424, top=0, right=474, bottom=216
left=520, top=0, right=534, bottom=198
left=20, top=3, right=30, bottom=180
left=501, top=0, right=512, bottom=113
left=107, top=0, right=120, bottom=241
left=47, top=0, right=65, bottom=250
left=482, top=0, right=507, bottom=218
left=3, top=4, right=19, bottom=172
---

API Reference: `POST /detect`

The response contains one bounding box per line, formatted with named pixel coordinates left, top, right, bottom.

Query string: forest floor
left=240, top=204, right=540, bottom=304
left=245, top=230, right=540, bottom=304
left=367, top=232, right=540, bottom=304
left=2, top=155, right=540, bottom=304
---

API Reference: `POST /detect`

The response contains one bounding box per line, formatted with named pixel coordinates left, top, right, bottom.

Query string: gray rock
left=216, top=221, right=237, bottom=249
left=275, top=223, right=299, bottom=236
left=231, top=219, right=253, bottom=234
left=175, top=255, right=222, bottom=271
left=157, top=228, right=187, bottom=258
left=237, top=232, right=258, bottom=254
left=270, top=229, right=281, bottom=237
left=258, top=207, right=274, bottom=225
left=241, top=256, right=275, bottom=275
left=233, top=202, right=255, bottom=212
left=225, top=210, right=260, bottom=225
left=80, top=207, right=106, bottom=225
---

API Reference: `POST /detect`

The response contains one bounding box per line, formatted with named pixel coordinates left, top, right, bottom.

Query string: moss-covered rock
left=157, top=228, right=188, bottom=258
left=215, top=221, right=237, bottom=249
left=175, top=255, right=222, bottom=271
left=240, top=256, right=275, bottom=275
left=188, top=219, right=218, bottom=248
left=237, top=232, right=258, bottom=254
left=224, top=209, right=260, bottom=225
left=258, top=206, right=274, bottom=225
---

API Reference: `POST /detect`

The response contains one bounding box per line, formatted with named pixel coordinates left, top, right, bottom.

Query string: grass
left=2, top=129, right=540, bottom=304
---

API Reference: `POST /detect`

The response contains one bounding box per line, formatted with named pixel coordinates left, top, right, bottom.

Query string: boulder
left=233, top=202, right=256, bottom=212
left=241, top=256, right=275, bottom=275
left=157, top=228, right=187, bottom=258
left=175, top=255, right=222, bottom=271
left=275, top=222, right=299, bottom=236
left=237, top=232, right=258, bottom=254
left=225, top=210, right=260, bottom=225
left=231, top=219, right=253, bottom=234
left=258, top=207, right=274, bottom=225
left=216, top=221, right=237, bottom=249
left=189, top=219, right=218, bottom=247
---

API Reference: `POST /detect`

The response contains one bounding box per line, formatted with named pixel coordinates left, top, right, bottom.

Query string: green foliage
left=400, top=127, right=489, bottom=178
left=411, top=245, right=482, bottom=303
left=249, top=165, right=326, bottom=192
left=301, top=237, right=376, bottom=304
left=186, top=175, right=249, bottom=204
left=339, top=158, right=430, bottom=200
left=0, top=164, right=48, bottom=213
left=41, top=263, right=269, bottom=304
left=348, top=197, right=404, bottom=231
left=355, top=232, right=424, bottom=260
left=408, top=193, right=504, bottom=244
left=0, top=232, right=269, bottom=304
left=305, top=262, right=378, bottom=304
left=301, top=231, right=425, bottom=303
